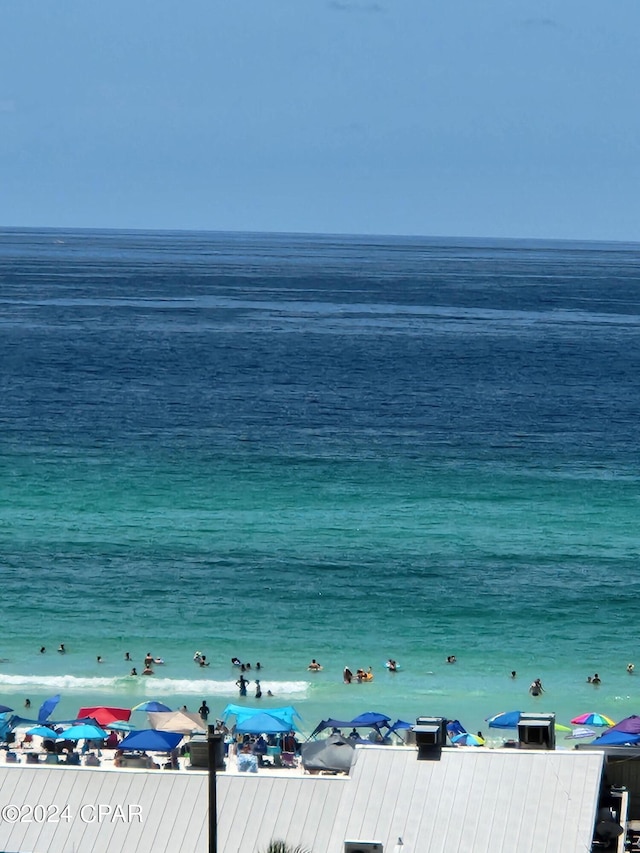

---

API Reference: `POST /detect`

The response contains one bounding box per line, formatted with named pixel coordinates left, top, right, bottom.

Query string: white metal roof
left=0, top=746, right=605, bottom=853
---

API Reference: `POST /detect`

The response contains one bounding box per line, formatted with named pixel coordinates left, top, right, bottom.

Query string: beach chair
left=5, top=752, right=18, bottom=763
left=280, top=752, right=297, bottom=769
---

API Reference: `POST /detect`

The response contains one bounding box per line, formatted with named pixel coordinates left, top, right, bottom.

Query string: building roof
left=0, top=746, right=605, bottom=853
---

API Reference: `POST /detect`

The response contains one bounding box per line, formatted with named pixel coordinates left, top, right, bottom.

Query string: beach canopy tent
left=148, top=711, right=206, bottom=735
left=235, top=712, right=298, bottom=734
left=131, top=701, right=172, bottom=713
left=592, top=729, right=640, bottom=746
left=0, top=705, right=14, bottom=714
left=78, top=707, right=132, bottom=726
left=309, top=711, right=391, bottom=739
left=608, top=715, right=640, bottom=734
left=486, top=711, right=523, bottom=729
left=118, top=729, right=182, bottom=751
left=222, top=704, right=300, bottom=727
left=386, top=719, right=412, bottom=738
left=38, top=695, right=60, bottom=723
left=300, top=733, right=356, bottom=773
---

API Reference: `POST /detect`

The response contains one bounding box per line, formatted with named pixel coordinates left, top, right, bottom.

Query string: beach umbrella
left=105, top=720, right=137, bottom=732
left=26, top=726, right=61, bottom=739
left=118, top=729, right=182, bottom=751
left=451, top=732, right=484, bottom=746
left=570, top=712, right=614, bottom=727
left=78, top=707, right=131, bottom=726
left=0, top=704, right=14, bottom=714
left=446, top=720, right=467, bottom=736
left=147, top=711, right=206, bottom=735
left=61, top=724, right=108, bottom=741
left=486, top=710, right=523, bottom=729
left=131, top=701, right=172, bottom=713
left=565, top=727, right=597, bottom=740
left=555, top=723, right=572, bottom=733
left=38, top=694, right=60, bottom=723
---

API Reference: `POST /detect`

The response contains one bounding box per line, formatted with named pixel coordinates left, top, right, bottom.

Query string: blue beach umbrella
left=26, top=726, right=61, bottom=739
left=131, top=701, right=172, bottom=713
left=38, top=694, right=61, bottom=723
left=105, top=720, right=137, bottom=732
left=486, top=710, right=523, bottom=729
left=0, top=704, right=14, bottom=714
left=61, top=724, right=107, bottom=741
left=451, top=732, right=485, bottom=746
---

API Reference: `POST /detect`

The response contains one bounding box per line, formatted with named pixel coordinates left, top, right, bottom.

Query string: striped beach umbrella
left=570, top=712, right=614, bottom=727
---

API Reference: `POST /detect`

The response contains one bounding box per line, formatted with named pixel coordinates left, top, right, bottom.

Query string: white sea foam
left=0, top=673, right=310, bottom=697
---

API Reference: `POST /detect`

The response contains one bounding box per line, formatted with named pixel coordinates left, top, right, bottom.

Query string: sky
left=1, top=0, right=639, bottom=241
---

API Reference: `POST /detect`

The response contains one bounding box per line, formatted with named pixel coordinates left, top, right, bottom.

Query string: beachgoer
left=58, top=644, right=65, bottom=654
left=529, top=678, right=544, bottom=696
left=125, top=652, right=131, bottom=661
left=24, top=698, right=31, bottom=709
left=96, top=656, right=103, bottom=663
left=510, top=671, right=517, bottom=678
left=231, top=657, right=241, bottom=666
left=586, top=675, right=592, bottom=683
left=592, top=673, right=601, bottom=685
left=40, top=646, right=45, bottom=654
left=386, top=659, right=397, bottom=672
left=245, top=662, right=251, bottom=670
left=199, top=655, right=209, bottom=667
left=236, top=675, right=248, bottom=696
left=194, top=651, right=202, bottom=663
left=142, top=666, right=154, bottom=676
left=308, top=659, right=322, bottom=671
left=256, top=662, right=261, bottom=670
left=255, top=679, right=262, bottom=698
left=348, top=728, right=359, bottom=738
left=343, top=667, right=353, bottom=684
left=267, top=690, right=273, bottom=697
left=628, top=663, right=635, bottom=674
left=198, top=701, right=210, bottom=721
left=130, top=667, right=138, bottom=676
left=144, top=652, right=153, bottom=668
left=240, top=663, right=246, bottom=672
left=181, top=704, right=188, bottom=712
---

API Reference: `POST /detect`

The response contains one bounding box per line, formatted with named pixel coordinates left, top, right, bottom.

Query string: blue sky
left=1, top=0, right=639, bottom=240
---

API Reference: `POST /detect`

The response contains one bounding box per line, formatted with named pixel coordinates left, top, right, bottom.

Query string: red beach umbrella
left=77, top=706, right=132, bottom=726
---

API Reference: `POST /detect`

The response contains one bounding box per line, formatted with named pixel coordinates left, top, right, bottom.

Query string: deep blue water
left=1, top=228, right=639, bottom=734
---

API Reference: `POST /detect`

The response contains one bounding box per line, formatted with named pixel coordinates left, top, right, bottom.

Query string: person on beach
left=125, top=652, right=131, bottom=661
left=24, top=698, right=31, bottom=709
left=130, top=667, right=138, bottom=676
left=40, top=647, right=45, bottom=654
left=255, top=679, right=262, bottom=698
left=144, top=652, right=154, bottom=668
left=628, top=663, right=635, bottom=674
left=592, top=673, right=601, bottom=685
left=308, top=659, right=322, bottom=671
left=198, top=701, right=210, bottom=721
left=529, top=678, right=544, bottom=696
left=343, top=667, right=353, bottom=683
left=58, top=644, right=65, bottom=654
left=236, top=675, right=248, bottom=696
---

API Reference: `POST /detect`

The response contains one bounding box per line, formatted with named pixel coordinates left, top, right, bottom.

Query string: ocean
left=1, top=227, right=639, bottom=742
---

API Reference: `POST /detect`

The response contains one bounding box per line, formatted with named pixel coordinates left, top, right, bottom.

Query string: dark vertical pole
left=208, top=726, right=221, bottom=853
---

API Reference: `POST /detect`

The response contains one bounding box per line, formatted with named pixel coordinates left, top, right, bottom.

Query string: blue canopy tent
left=309, top=711, right=391, bottom=739
left=118, top=729, right=183, bottom=751
left=222, top=704, right=301, bottom=726
left=592, top=729, right=640, bottom=746
left=235, top=712, right=297, bottom=734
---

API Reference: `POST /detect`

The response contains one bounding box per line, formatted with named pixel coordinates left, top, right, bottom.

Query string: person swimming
left=308, top=659, right=322, bottom=671
left=628, top=663, right=635, bottom=674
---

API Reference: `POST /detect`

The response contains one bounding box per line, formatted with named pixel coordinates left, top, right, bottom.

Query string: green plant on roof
left=261, top=842, right=311, bottom=853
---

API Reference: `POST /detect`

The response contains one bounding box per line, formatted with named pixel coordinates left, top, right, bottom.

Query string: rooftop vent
left=344, top=843, right=384, bottom=853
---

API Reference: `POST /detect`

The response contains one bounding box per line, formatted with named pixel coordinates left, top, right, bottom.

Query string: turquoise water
left=1, top=228, right=640, bottom=739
